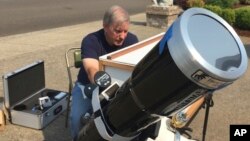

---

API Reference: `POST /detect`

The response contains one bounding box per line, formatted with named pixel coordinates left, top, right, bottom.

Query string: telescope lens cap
left=167, top=8, right=248, bottom=89
left=84, top=84, right=97, bottom=99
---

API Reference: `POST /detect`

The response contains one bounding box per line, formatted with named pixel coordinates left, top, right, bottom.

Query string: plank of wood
left=106, top=33, right=163, bottom=60
left=0, top=109, right=5, bottom=131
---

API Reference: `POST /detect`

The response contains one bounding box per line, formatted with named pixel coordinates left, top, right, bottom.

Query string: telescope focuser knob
left=94, top=71, right=111, bottom=88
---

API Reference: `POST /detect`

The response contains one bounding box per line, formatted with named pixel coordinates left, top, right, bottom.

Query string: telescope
left=77, top=8, right=248, bottom=141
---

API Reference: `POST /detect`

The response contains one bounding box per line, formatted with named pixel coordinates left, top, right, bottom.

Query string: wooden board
left=0, top=109, right=5, bottom=131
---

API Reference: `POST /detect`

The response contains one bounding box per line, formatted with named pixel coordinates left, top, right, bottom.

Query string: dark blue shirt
left=77, top=29, right=138, bottom=85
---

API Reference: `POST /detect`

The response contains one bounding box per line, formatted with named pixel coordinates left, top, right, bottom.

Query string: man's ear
left=103, top=24, right=109, bottom=32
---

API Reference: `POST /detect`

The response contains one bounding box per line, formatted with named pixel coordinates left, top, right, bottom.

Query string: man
left=70, top=5, right=138, bottom=141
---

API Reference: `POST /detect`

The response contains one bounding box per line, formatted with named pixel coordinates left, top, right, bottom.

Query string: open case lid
left=3, top=60, right=45, bottom=109
left=99, top=33, right=164, bottom=71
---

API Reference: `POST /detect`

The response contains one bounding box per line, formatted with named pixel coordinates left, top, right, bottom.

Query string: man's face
left=104, top=22, right=129, bottom=47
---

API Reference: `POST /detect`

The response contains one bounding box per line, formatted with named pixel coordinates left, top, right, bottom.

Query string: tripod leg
left=202, top=93, right=214, bottom=141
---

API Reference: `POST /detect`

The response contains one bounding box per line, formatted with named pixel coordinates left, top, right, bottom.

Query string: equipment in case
left=2, top=60, right=68, bottom=129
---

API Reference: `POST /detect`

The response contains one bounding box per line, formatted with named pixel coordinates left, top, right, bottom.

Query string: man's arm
left=83, top=58, right=99, bottom=84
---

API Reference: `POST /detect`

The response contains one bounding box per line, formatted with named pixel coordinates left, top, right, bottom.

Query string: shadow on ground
left=42, top=112, right=72, bottom=141
left=245, top=44, right=250, bottom=58
left=131, top=21, right=147, bottom=26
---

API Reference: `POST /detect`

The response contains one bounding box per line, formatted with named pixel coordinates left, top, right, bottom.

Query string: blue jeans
left=70, top=82, right=92, bottom=140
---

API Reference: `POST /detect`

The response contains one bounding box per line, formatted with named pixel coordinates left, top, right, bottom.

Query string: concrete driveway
left=0, top=13, right=250, bottom=141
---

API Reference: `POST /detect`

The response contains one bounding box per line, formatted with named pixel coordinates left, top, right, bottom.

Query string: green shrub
left=187, top=0, right=205, bottom=8
left=175, top=0, right=189, bottom=9
left=206, top=0, right=239, bottom=8
left=221, top=8, right=235, bottom=25
left=235, top=8, right=250, bottom=30
left=239, top=0, right=250, bottom=4
left=204, top=5, right=222, bottom=16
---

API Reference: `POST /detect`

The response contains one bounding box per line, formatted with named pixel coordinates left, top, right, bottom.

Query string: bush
left=186, top=0, right=205, bottom=8
left=175, top=0, right=189, bottom=9
left=239, top=0, right=250, bottom=4
left=204, top=5, right=222, bottom=16
left=221, top=8, right=235, bottom=25
left=206, top=0, right=239, bottom=8
left=235, top=8, right=250, bottom=30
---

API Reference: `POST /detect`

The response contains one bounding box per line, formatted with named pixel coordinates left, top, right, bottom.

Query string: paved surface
left=0, top=0, right=151, bottom=37
left=0, top=13, right=250, bottom=141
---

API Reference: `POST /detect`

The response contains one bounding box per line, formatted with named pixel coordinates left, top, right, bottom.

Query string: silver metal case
left=3, top=60, right=68, bottom=129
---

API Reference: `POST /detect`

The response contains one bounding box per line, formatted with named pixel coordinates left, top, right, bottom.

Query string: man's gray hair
left=103, top=5, right=130, bottom=25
